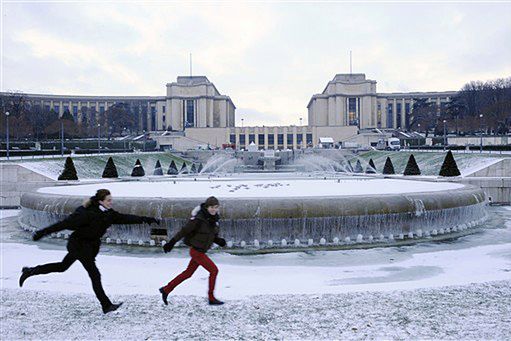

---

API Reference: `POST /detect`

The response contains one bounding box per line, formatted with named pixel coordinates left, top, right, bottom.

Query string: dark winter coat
left=171, top=204, right=222, bottom=253
left=36, top=205, right=154, bottom=257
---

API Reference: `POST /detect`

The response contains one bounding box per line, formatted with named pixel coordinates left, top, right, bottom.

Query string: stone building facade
left=8, top=76, right=235, bottom=133
left=308, top=73, right=456, bottom=130
left=4, top=73, right=459, bottom=149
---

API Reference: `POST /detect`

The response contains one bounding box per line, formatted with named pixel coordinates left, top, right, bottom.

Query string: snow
left=2, top=206, right=511, bottom=339
left=37, top=178, right=465, bottom=198
left=2, top=282, right=510, bottom=340
left=0, top=209, right=20, bottom=220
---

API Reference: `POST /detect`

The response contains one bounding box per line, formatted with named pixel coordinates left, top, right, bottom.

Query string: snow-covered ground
left=37, top=178, right=465, bottom=198
left=2, top=207, right=511, bottom=339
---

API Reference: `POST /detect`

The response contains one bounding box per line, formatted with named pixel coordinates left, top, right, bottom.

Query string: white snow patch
left=37, top=179, right=465, bottom=198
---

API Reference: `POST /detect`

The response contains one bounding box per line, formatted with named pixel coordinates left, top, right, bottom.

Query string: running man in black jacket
left=19, top=189, right=160, bottom=314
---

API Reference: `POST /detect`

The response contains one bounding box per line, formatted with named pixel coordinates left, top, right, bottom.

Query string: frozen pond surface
left=38, top=177, right=465, bottom=198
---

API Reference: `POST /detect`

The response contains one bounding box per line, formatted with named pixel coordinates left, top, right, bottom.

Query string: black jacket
left=172, top=204, right=222, bottom=252
left=38, top=204, right=153, bottom=241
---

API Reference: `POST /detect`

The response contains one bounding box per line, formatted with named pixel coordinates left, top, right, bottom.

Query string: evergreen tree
left=404, top=154, right=421, bottom=175
left=167, top=160, right=178, bottom=175
left=58, top=157, right=78, bottom=180
left=197, top=163, right=203, bottom=173
left=354, top=160, right=363, bottom=173
left=439, top=150, right=461, bottom=177
left=190, top=163, right=197, bottom=173
left=383, top=157, right=395, bottom=175
left=365, top=159, right=377, bottom=174
left=153, top=160, right=163, bottom=176
left=180, top=162, right=188, bottom=174
left=131, top=159, right=145, bottom=177
left=102, top=157, right=118, bottom=178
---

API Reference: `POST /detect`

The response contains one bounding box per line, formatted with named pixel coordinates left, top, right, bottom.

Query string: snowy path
left=2, top=282, right=510, bottom=340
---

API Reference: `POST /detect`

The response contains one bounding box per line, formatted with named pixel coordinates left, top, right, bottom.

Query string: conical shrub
left=180, top=162, right=188, bottom=174
left=167, top=160, right=178, bottom=175
left=153, top=160, right=163, bottom=176
left=354, top=160, right=363, bottom=173
left=383, top=157, right=395, bottom=175
left=102, top=157, right=118, bottom=178
left=131, top=159, right=145, bottom=177
left=439, top=150, right=461, bottom=177
left=365, top=159, right=377, bottom=174
left=404, top=154, right=421, bottom=176
left=58, top=156, right=78, bottom=180
left=197, top=163, right=203, bottom=173
left=190, top=163, right=197, bottom=173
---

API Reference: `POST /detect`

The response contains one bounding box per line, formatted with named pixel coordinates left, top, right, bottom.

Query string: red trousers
left=163, top=247, right=218, bottom=300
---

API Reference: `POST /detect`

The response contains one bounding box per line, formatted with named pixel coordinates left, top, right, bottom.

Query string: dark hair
left=84, top=189, right=111, bottom=208
left=204, top=196, right=219, bottom=208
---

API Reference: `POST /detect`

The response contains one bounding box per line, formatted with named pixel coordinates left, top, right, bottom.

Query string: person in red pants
left=160, top=196, right=226, bottom=305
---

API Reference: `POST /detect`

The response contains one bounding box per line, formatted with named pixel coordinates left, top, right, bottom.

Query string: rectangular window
left=162, top=106, right=166, bottom=113
left=73, top=105, right=78, bottom=114
left=162, top=115, right=166, bottom=122
left=396, top=103, right=402, bottom=128
left=268, top=134, right=274, bottom=145
left=297, top=134, right=303, bottom=145
left=64, top=105, right=69, bottom=113
left=185, top=100, right=194, bottom=127
left=405, top=102, right=411, bottom=129
left=239, top=134, right=246, bottom=146
left=151, top=111, right=157, bottom=131
left=306, top=133, right=313, bottom=145
left=45, top=105, right=50, bottom=112
left=258, top=134, right=265, bottom=145
left=348, top=98, right=358, bottom=126
left=230, top=134, right=236, bottom=144
left=53, top=105, right=60, bottom=113
left=277, top=134, right=284, bottom=145
left=387, top=103, right=393, bottom=128
left=287, top=133, right=293, bottom=145
left=99, top=106, right=105, bottom=114
left=249, top=134, right=255, bottom=143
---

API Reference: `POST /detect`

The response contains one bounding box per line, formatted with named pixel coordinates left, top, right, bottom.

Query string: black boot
left=209, top=298, right=224, bottom=305
left=19, top=267, right=34, bottom=287
left=159, top=287, right=169, bottom=305
left=102, top=302, right=123, bottom=314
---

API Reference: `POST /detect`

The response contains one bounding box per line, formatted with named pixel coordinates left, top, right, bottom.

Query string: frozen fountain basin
left=19, top=177, right=487, bottom=249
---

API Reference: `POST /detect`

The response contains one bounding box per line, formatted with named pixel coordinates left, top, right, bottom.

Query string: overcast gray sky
left=2, top=1, right=510, bottom=126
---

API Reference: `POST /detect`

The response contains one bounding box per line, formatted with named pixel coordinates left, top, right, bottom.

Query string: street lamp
left=443, top=119, right=447, bottom=150
left=123, top=127, right=127, bottom=152
left=97, top=124, right=101, bottom=154
left=479, top=114, right=483, bottom=153
left=241, top=118, right=244, bottom=128
left=5, top=111, right=9, bottom=160
left=417, top=123, right=421, bottom=150
left=299, top=117, right=303, bottom=126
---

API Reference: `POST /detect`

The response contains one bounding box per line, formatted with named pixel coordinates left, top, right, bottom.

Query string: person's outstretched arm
left=163, top=219, right=198, bottom=253
left=32, top=207, right=88, bottom=241
left=111, top=210, right=160, bottom=225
